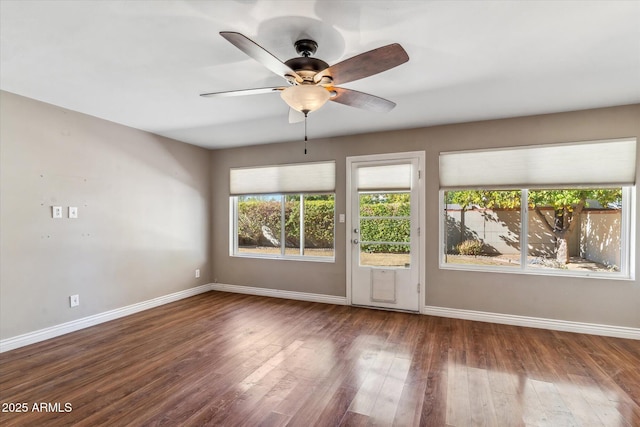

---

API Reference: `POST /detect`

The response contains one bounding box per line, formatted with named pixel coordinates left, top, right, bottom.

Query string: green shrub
left=359, top=202, right=410, bottom=254
left=238, top=199, right=335, bottom=248
left=457, top=239, right=483, bottom=255
left=288, top=199, right=335, bottom=247
left=238, top=197, right=412, bottom=253
left=237, top=200, right=282, bottom=246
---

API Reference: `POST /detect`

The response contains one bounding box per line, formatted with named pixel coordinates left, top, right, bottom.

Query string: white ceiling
left=1, top=0, right=639, bottom=149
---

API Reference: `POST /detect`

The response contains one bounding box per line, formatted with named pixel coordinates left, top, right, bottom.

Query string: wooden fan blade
left=200, top=87, right=284, bottom=97
left=314, top=43, right=409, bottom=85
left=220, top=32, right=302, bottom=83
left=289, top=108, right=305, bottom=123
left=329, top=87, right=396, bottom=112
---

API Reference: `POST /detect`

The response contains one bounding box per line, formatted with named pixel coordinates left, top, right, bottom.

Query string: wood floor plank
left=368, top=355, right=411, bottom=425
left=347, top=342, right=397, bottom=416
left=568, top=373, right=633, bottom=427
left=391, top=381, right=426, bottom=426
left=338, top=410, right=370, bottom=426
left=467, top=366, right=498, bottom=426
left=445, top=349, right=472, bottom=426
left=530, top=379, right=579, bottom=426
left=1, top=291, right=639, bottom=426
left=554, top=380, right=605, bottom=427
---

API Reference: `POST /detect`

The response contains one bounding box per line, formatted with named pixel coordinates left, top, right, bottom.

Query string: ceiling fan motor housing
left=285, top=55, right=329, bottom=71
left=283, top=39, right=331, bottom=84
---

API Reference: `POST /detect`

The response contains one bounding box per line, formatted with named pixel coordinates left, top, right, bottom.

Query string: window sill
left=232, top=253, right=335, bottom=263
left=438, top=262, right=633, bottom=281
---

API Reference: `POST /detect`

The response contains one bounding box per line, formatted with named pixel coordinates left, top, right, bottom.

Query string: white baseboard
left=0, top=284, right=213, bottom=353
left=422, top=305, right=640, bottom=340
left=210, top=283, right=348, bottom=306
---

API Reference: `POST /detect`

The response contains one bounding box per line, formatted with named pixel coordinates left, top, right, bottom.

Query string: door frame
left=346, top=151, right=426, bottom=312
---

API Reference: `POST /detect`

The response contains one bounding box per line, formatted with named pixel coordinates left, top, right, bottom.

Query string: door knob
left=353, top=239, right=359, bottom=244
left=354, top=228, right=359, bottom=234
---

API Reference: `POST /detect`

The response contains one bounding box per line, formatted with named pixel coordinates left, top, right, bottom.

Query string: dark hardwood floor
left=1, top=291, right=639, bottom=426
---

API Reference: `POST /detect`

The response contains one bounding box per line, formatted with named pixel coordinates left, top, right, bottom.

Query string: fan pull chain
left=304, top=112, right=308, bottom=154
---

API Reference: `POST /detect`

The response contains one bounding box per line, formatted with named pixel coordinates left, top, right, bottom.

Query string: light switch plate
left=69, top=294, right=79, bottom=307
left=69, top=206, right=78, bottom=218
left=52, top=206, right=63, bottom=219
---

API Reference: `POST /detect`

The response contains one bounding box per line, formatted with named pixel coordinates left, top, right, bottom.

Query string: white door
left=347, top=154, right=423, bottom=312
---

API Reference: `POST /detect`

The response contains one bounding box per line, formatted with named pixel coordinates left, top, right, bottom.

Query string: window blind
left=439, top=138, right=637, bottom=189
left=357, top=163, right=412, bottom=191
left=230, top=161, right=335, bottom=195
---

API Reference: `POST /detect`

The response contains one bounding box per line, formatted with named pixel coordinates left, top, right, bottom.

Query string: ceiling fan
left=200, top=32, right=410, bottom=122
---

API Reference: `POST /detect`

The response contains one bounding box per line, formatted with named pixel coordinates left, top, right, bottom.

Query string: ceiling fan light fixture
left=281, top=85, right=330, bottom=114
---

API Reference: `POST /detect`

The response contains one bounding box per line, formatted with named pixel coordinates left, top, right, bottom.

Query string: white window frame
left=439, top=186, right=635, bottom=280
left=230, top=193, right=336, bottom=262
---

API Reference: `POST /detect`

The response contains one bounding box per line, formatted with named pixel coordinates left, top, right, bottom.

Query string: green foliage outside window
left=359, top=193, right=410, bottom=253
left=446, top=189, right=621, bottom=211
left=290, top=198, right=335, bottom=247
left=238, top=196, right=334, bottom=248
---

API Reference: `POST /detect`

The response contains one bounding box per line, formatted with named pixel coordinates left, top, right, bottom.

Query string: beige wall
left=0, top=92, right=212, bottom=340
left=211, top=104, right=640, bottom=328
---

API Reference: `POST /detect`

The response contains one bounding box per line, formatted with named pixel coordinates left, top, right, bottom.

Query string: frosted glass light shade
left=281, top=85, right=330, bottom=113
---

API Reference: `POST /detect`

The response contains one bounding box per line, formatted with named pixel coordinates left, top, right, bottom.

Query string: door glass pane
left=359, top=192, right=411, bottom=267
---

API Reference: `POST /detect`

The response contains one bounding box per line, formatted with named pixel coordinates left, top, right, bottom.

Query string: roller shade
left=230, top=161, right=335, bottom=195
left=357, top=163, right=412, bottom=191
left=439, top=138, right=637, bottom=189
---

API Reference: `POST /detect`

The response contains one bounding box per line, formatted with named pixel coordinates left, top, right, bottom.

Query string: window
left=443, top=187, right=630, bottom=275
left=439, top=138, right=636, bottom=278
left=233, top=194, right=334, bottom=259
left=230, top=161, right=335, bottom=261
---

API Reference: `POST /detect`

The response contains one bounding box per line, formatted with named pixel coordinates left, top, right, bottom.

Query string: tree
left=528, top=189, right=621, bottom=263
left=447, top=189, right=621, bottom=264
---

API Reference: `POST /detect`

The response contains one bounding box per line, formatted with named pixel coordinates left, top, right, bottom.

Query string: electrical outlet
left=69, top=294, right=79, bottom=307
left=52, top=206, right=63, bottom=219
left=195, top=269, right=200, bottom=278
